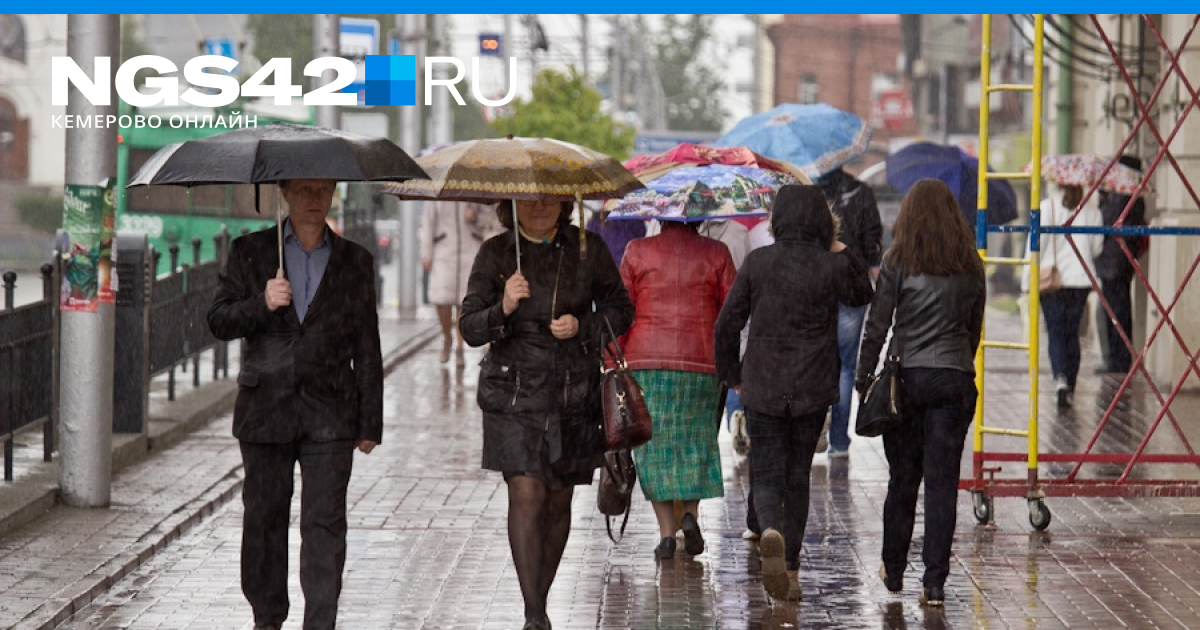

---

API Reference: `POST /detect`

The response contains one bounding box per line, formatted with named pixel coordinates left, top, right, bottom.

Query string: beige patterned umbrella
left=382, top=137, right=643, bottom=268
left=381, top=136, right=642, bottom=201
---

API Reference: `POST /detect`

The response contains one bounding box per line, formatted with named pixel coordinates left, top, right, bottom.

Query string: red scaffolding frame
left=966, top=14, right=1200, bottom=530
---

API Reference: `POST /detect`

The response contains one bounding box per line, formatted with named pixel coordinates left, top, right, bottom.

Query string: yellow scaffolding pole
left=974, top=15, right=1045, bottom=500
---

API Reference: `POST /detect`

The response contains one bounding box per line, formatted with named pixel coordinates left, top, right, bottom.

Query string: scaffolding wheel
left=1028, top=499, right=1051, bottom=531
left=972, top=491, right=993, bottom=525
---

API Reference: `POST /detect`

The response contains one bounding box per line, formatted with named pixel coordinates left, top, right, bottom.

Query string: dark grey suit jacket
left=208, top=226, right=383, bottom=444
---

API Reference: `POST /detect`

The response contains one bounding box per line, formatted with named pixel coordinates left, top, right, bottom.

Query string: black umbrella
left=127, top=123, right=429, bottom=270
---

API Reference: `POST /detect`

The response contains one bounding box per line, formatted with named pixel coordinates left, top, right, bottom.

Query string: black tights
left=506, top=475, right=575, bottom=624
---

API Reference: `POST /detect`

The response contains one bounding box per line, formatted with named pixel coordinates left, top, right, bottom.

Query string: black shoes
left=521, top=615, right=551, bottom=630
left=654, top=536, right=676, bottom=560
left=920, top=585, right=945, bottom=607
left=878, top=564, right=902, bottom=594
left=680, top=512, right=705, bottom=556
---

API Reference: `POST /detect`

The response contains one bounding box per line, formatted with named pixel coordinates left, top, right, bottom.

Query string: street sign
left=203, top=38, right=235, bottom=62
left=340, top=17, right=380, bottom=106
left=479, top=33, right=502, bottom=57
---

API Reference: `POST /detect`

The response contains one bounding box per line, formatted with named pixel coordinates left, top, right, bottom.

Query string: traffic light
left=479, top=33, right=502, bottom=56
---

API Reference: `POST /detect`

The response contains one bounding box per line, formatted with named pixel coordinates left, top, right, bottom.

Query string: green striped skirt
left=632, top=369, right=724, bottom=502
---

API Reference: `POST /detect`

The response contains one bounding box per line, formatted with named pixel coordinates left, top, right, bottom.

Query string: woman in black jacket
left=714, top=184, right=874, bottom=601
left=855, top=178, right=986, bottom=608
left=460, top=199, right=633, bottom=630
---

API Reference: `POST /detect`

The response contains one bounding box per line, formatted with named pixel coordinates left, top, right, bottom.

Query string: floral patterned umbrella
left=604, top=164, right=800, bottom=222
left=1031, top=154, right=1151, bottom=196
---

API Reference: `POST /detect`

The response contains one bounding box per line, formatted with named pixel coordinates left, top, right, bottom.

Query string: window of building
left=0, top=15, right=26, bottom=64
left=0, top=96, right=28, bottom=180
left=797, top=73, right=820, bottom=104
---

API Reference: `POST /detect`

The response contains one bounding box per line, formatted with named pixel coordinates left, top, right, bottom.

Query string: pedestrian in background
left=1033, top=183, right=1103, bottom=407
left=619, top=220, right=736, bottom=560
left=1094, top=155, right=1147, bottom=375
left=420, top=199, right=497, bottom=366
left=460, top=200, right=633, bottom=630
left=208, top=178, right=383, bottom=630
left=816, top=166, right=883, bottom=457
left=715, top=184, right=873, bottom=601
left=586, top=206, right=646, bottom=266
left=856, top=178, right=985, bottom=608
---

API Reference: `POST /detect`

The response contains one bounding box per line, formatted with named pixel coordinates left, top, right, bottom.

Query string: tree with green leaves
left=120, top=15, right=156, bottom=89
left=493, top=68, right=635, bottom=160
left=653, top=15, right=728, bottom=132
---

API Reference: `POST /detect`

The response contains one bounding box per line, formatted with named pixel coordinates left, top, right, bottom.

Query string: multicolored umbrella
left=1031, top=154, right=1151, bottom=196
left=623, top=142, right=812, bottom=184
left=605, top=165, right=800, bottom=222
left=885, top=142, right=1018, bottom=226
left=714, top=103, right=874, bottom=179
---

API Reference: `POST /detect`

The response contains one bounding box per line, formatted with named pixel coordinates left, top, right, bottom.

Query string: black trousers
left=881, top=368, right=976, bottom=590
left=1100, top=277, right=1134, bottom=372
left=1041, top=288, right=1091, bottom=388
left=745, top=408, right=823, bottom=566
left=240, top=439, right=355, bottom=630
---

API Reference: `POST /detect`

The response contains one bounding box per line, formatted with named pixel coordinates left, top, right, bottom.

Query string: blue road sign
left=204, top=38, right=235, bottom=62
left=340, top=18, right=380, bottom=106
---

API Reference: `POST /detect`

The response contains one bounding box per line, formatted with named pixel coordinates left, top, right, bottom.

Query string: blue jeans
left=724, top=389, right=744, bottom=427
left=831, top=303, right=867, bottom=451
left=881, top=368, right=976, bottom=590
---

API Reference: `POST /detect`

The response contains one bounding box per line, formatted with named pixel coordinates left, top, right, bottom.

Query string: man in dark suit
left=208, top=178, right=383, bottom=630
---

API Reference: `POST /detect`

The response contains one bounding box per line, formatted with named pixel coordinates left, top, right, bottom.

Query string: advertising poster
left=60, top=179, right=116, bottom=312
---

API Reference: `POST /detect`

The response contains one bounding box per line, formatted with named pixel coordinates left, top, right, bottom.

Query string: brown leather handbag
left=601, top=318, right=652, bottom=451
left=597, top=449, right=637, bottom=542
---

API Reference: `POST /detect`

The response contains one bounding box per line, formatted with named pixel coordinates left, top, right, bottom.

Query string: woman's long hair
left=885, top=178, right=984, bottom=277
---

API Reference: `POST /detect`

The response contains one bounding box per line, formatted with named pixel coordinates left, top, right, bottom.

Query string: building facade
left=766, top=14, right=916, bottom=167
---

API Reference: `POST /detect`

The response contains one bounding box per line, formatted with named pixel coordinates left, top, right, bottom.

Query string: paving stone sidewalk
left=38, top=306, right=1200, bottom=630
left=0, top=309, right=439, bottom=630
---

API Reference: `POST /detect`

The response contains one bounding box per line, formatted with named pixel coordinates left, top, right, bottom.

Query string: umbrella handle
left=277, top=191, right=285, bottom=275
left=577, top=191, right=586, bottom=261
left=512, top=200, right=521, bottom=275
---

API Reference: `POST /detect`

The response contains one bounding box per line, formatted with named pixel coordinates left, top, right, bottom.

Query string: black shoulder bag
left=855, top=264, right=905, bottom=437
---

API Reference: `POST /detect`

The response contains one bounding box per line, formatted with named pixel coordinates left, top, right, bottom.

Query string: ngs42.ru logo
left=52, top=54, right=516, bottom=108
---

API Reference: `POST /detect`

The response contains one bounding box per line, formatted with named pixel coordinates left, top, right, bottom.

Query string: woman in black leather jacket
left=855, top=179, right=986, bottom=608
left=460, top=199, right=633, bottom=630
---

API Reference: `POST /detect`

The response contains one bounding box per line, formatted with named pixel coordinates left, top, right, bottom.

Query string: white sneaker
left=742, top=528, right=760, bottom=540
left=731, top=410, right=750, bottom=455
left=1055, top=375, right=1071, bottom=408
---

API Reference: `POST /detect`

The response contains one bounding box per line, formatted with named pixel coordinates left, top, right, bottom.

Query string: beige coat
left=420, top=201, right=497, bottom=306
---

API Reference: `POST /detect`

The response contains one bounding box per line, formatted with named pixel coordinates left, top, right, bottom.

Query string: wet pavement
left=12, top=305, right=1200, bottom=629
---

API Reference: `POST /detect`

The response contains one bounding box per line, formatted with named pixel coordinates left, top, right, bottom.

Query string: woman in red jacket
left=620, top=221, right=737, bottom=560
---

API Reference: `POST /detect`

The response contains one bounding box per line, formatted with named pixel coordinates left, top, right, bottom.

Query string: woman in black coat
left=714, top=184, right=874, bottom=601
left=856, top=179, right=986, bottom=608
left=460, top=199, right=633, bottom=630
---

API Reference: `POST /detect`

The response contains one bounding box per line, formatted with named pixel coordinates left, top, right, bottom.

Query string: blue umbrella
left=884, top=142, right=1018, bottom=226
left=715, top=103, right=874, bottom=180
